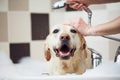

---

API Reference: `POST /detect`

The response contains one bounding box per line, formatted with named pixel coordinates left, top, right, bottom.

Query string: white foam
left=0, top=51, right=120, bottom=80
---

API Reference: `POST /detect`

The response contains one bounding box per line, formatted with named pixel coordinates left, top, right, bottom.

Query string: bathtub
left=5, top=75, right=120, bottom=80
left=0, top=51, right=120, bottom=80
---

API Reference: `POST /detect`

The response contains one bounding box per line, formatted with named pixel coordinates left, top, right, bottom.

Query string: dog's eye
left=70, top=29, right=77, bottom=33
left=53, top=29, right=59, bottom=33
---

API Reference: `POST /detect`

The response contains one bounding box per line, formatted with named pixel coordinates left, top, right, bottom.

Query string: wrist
left=81, top=0, right=92, bottom=6
left=86, top=27, right=96, bottom=36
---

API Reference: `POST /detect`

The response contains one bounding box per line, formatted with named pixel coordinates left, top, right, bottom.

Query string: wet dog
left=44, top=24, right=92, bottom=75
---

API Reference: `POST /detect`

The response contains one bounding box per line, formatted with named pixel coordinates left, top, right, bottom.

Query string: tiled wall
left=0, top=12, right=8, bottom=42
left=0, top=0, right=120, bottom=63
left=0, top=0, right=51, bottom=63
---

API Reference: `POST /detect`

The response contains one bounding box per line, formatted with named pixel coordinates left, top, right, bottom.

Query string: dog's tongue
left=59, top=51, right=70, bottom=56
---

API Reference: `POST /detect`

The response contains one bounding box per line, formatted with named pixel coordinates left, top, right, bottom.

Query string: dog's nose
left=60, top=33, right=70, bottom=41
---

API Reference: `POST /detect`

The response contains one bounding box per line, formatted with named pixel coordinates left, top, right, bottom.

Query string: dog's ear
left=79, top=33, right=87, bottom=58
left=44, top=35, right=51, bottom=61
left=82, top=43, right=87, bottom=58
left=45, top=48, right=51, bottom=61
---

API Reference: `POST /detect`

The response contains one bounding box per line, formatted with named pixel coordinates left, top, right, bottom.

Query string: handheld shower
left=52, top=0, right=67, bottom=9
left=52, top=0, right=120, bottom=42
left=52, top=0, right=92, bottom=25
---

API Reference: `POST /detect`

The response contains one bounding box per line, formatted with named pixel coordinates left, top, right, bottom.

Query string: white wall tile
left=109, top=40, right=120, bottom=60
left=8, top=12, right=31, bottom=42
left=85, top=37, right=110, bottom=61
left=30, top=41, right=45, bottom=61
left=91, top=10, right=108, bottom=25
left=106, top=2, right=120, bottom=11
left=50, top=12, right=65, bottom=28
left=0, top=42, right=9, bottom=56
left=29, top=0, right=51, bottom=13
left=0, top=0, right=8, bottom=12
left=89, top=4, right=106, bottom=10
left=64, top=11, right=87, bottom=21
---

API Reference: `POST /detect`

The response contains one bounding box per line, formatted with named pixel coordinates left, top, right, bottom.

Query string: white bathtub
left=0, top=51, right=120, bottom=80
left=4, top=75, right=120, bottom=80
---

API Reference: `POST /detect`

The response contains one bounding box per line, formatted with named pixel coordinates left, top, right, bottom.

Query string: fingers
left=69, top=3, right=83, bottom=10
left=63, top=17, right=83, bottom=29
left=63, top=17, right=91, bottom=36
left=67, top=0, right=84, bottom=10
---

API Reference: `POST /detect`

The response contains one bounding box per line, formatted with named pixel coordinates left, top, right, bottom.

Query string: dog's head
left=45, top=24, right=86, bottom=61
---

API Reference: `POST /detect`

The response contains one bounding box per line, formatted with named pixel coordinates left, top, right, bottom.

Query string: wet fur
left=44, top=24, right=92, bottom=75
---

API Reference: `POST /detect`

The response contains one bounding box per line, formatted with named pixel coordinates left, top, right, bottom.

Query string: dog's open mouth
left=54, top=44, right=76, bottom=60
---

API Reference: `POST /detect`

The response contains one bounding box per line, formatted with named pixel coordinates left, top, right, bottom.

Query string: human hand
left=64, top=18, right=93, bottom=36
left=67, top=0, right=88, bottom=10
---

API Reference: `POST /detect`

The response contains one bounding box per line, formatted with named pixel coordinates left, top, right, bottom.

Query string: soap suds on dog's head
left=0, top=51, right=120, bottom=78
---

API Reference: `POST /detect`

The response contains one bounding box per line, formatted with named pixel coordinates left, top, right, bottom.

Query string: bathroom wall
left=0, top=0, right=51, bottom=63
left=0, top=0, right=120, bottom=62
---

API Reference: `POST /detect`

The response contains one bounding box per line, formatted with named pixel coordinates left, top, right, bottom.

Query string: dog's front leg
left=75, top=61, right=86, bottom=74
left=49, top=59, right=66, bottom=75
left=49, top=66, right=66, bottom=75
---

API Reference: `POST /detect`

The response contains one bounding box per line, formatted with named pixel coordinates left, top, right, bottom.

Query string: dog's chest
left=61, top=60, right=79, bottom=73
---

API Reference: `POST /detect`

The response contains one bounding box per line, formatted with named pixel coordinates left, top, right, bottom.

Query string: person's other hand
left=64, top=18, right=92, bottom=36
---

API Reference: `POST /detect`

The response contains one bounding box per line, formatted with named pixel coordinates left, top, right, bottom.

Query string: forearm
left=81, top=0, right=120, bottom=5
left=90, top=17, right=120, bottom=36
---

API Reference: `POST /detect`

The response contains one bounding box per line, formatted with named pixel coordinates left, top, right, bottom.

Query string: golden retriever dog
left=44, top=24, right=92, bottom=75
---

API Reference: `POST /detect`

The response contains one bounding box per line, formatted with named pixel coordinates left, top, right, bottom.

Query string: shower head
left=52, top=0, right=67, bottom=9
